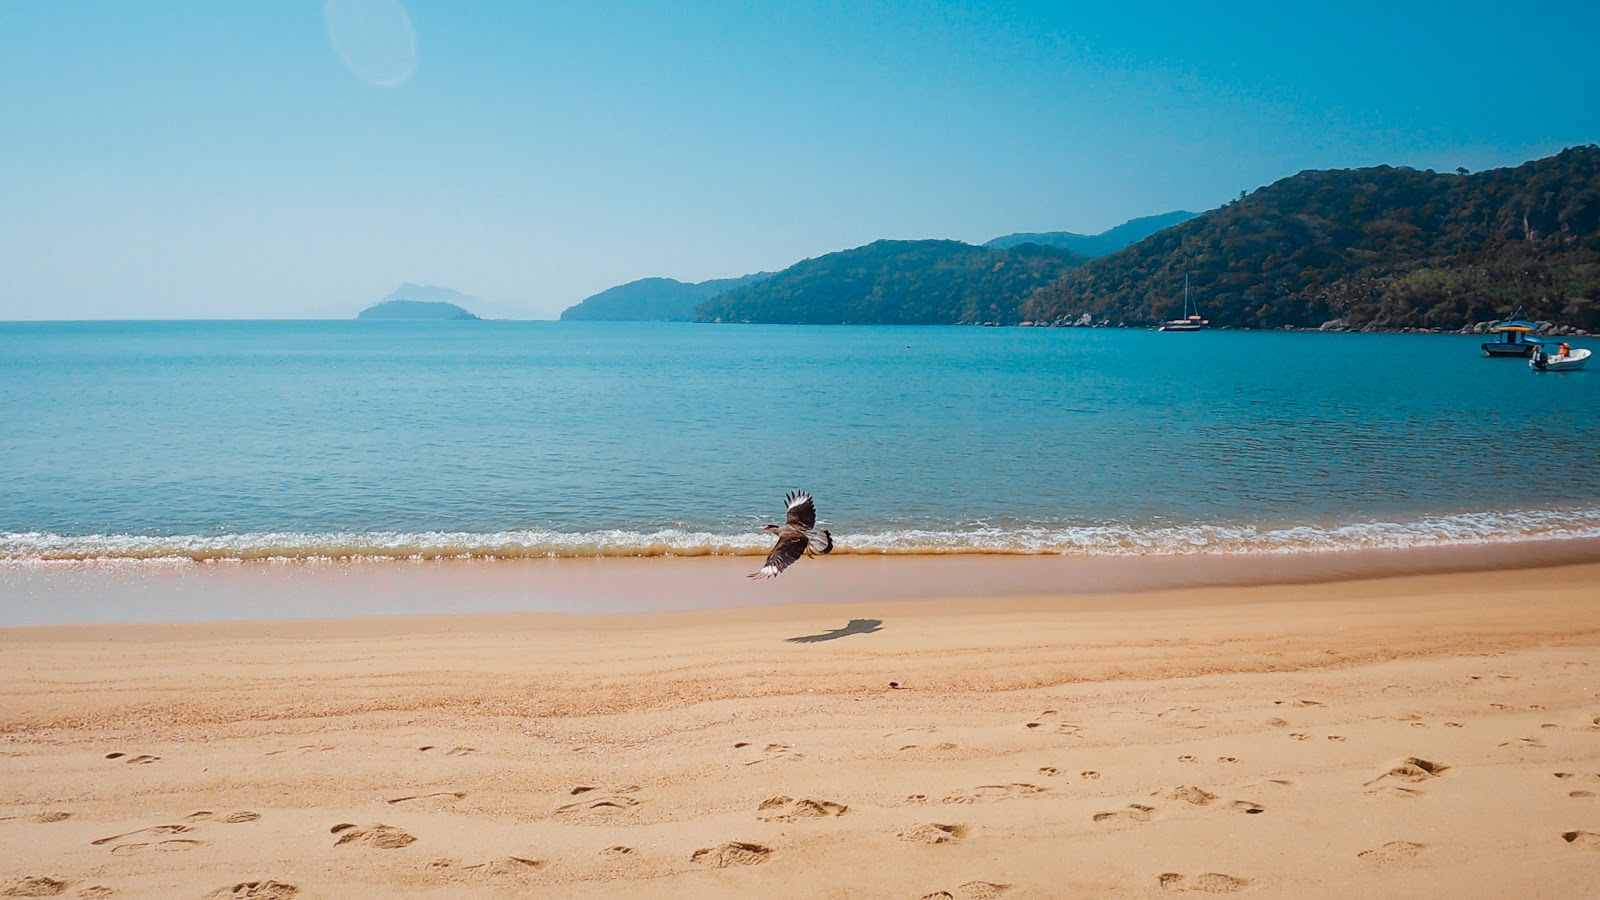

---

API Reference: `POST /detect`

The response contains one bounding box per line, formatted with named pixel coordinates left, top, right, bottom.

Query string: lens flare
left=323, top=0, right=417, bottom=87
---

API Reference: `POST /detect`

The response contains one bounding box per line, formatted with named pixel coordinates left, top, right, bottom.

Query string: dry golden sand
left=2, top=560, right=1600, bottom=898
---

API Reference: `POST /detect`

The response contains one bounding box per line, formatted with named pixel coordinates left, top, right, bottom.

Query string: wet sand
left=3, top=558, right=1600, bottom=898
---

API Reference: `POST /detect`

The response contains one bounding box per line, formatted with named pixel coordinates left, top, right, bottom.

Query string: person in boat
left=1533, top=346, right=1549, bottom=369
left=1559, top=342, right=1572, bottom=358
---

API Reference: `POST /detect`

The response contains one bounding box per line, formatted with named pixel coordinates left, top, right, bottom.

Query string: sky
left=2, top=1, right=1597, bottom=320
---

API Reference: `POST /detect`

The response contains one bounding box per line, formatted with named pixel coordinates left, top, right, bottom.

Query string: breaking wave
left=5, top=507, right=1600, bottom=565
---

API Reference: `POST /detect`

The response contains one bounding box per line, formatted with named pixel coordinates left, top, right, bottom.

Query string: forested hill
left=984, top=211, right=1197, bottom=255
left=694, top=240, right=1084, bottom=325
left=1021, top=146, right=1600, bottom=330
left=561, top=272, right=772, bottom=321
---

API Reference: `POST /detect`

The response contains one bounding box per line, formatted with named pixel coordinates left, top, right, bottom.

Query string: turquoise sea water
left=2, top=321, right=1598, bottom=563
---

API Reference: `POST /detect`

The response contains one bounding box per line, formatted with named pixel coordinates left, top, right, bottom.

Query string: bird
left=749, top=490, right=833, bottom=579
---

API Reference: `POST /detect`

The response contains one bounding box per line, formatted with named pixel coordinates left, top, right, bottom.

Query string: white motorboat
left=1530, top=346, right=1590, bottom=371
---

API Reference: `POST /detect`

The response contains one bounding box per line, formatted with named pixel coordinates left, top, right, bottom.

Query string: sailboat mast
left=1184, top=274, right=1190, bottom=317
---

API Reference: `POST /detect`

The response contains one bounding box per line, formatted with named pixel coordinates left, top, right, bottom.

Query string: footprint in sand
left=1364, top=757, right=1449, bottom=795
left=78, top=887, right=116, bottom=899
left=1327, top=735, right=1347, bottom=742
left=331, top=823, right=416, bottom=850
left=757, top=796, right=847, bottom=821
left=1158, top=873, right=1250, bottom=893
left=220, top=812, right=260, bottom=824
left=1217, top=757, right=1240, bottom=764
left=941, top=784, right=1048, bottom=805
left=1177, top=755, right=1197, bottom=763
left=1230, top=800, right=1265, bottom=815
left=1274, top=699, right=1323, bottom=708
left=1553, top=772, right=1600, bottom=783
left=1561, top=831, right=1600, bottom=850
left=1157, top=786, right=1217, bottom=806
left=460, top=857, right=544, bottom=877
left=898, top=823, right=968, bottom=844
left=111, top=839, right=206, bottom=855
left=1038, top=767, right=1061, bottom=777
left=203, top=881, right=300, bottom=899
left=93, top=823, right=195, bottom=848
left=1093, top=804, right=1158, bottom=824
left=185, top=811, right=214, bottom=822
left=2, top=876, right=70, bottom=897
left=444, top=747, right=476, bottom=757
left=1289, top=733, right=1311, bottom=741
left=600, top=846, right=635, bottom=857
left=32, top=812, right=72, bottom=824
left=690, top=842, right=771, bottom=867
left=1266, top=717, right=1290, bottom=728
left=553, top=786, right=642, bottom=820
left=1025, top=710, right=1083, bottom=735
left=1358, top=840, right=1426, bottom=864
left=921, top=882, right=1013, bottom=900
left=388, top=792, right=465, bottom=806
left=1081, top=770, right=1101, bottom=779
left=742, top=743, right=805, bottom=766
left=1499, top=737, right=1546, bottom=749
left=1154, top=707, right=1206, bottom=730
left=265, top=745, right=332, bottom=757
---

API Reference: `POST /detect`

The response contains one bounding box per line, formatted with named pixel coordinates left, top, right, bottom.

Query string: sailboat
left=1158, top=275, right=1208, bottom=332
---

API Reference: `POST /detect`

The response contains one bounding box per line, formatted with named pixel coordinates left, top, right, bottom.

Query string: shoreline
left=4, top=536, right=1600, bottom=628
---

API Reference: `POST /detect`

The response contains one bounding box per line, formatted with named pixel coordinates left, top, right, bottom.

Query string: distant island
left=357, top=299, right=480, bottom=320
left=358, top=283, right=482, bottom=320
left=561, top=272, right=773, bottom=321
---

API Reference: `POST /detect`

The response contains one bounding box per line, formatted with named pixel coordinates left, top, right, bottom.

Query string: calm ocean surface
left=3, top=320, right=1598, bottom=563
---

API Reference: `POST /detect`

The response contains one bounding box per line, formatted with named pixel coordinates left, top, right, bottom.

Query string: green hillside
left=560, top=273, right=772, bottom=321
left=1021, top=146, right=1600, bottom=330
left=694, top=240, right=1084, bottom=325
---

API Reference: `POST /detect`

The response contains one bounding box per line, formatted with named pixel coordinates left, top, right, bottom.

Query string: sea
left=3, top=320, right=1599, bottom=565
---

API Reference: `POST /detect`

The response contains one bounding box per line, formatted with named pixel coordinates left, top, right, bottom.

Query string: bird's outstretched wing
left=749, top=529, right=808, bottom=579
left=784, top=490, right=817, bottom=530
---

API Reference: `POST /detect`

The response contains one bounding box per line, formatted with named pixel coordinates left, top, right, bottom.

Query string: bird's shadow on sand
left=785, top=618, right=883, bottom=644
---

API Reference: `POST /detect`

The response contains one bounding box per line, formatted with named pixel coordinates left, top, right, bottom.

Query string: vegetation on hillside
left=694, top=240, right=1083, bottom=325
left=1021, top=146, right=1600, bottom=330
left=561, top=273, right=772, bottom=321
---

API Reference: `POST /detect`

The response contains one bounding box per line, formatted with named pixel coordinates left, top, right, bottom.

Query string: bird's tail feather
left=808, top=530, right=833, bottom=555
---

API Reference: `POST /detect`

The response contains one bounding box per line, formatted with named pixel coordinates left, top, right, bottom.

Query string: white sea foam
left=4, top=508, right=1600, bottom=566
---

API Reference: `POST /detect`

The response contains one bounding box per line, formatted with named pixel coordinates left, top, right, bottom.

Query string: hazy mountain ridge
left=1022, top=146, right=1600, bottom=330
left=560, top=272, right=774, bottom=321
left=984, top=211, right=1198, bottom=255
left=693, top=240, right=1084, bottom=325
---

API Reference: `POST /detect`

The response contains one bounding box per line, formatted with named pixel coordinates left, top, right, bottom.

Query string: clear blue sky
left=2, top=1, right=1596, bottom=320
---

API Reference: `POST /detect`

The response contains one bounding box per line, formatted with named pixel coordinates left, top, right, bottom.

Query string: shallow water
left=2, top=320, right=1598, bottom=561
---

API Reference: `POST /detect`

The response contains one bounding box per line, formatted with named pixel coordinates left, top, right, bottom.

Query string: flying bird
left=749, top=490, right=834, bottom=579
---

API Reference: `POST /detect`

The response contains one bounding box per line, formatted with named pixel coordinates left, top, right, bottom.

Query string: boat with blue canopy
left=1481, top=307, right=1547, bottom=357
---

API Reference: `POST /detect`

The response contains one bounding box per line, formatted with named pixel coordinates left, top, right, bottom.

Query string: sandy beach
left=3, top=558, right=1600, bottom=898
